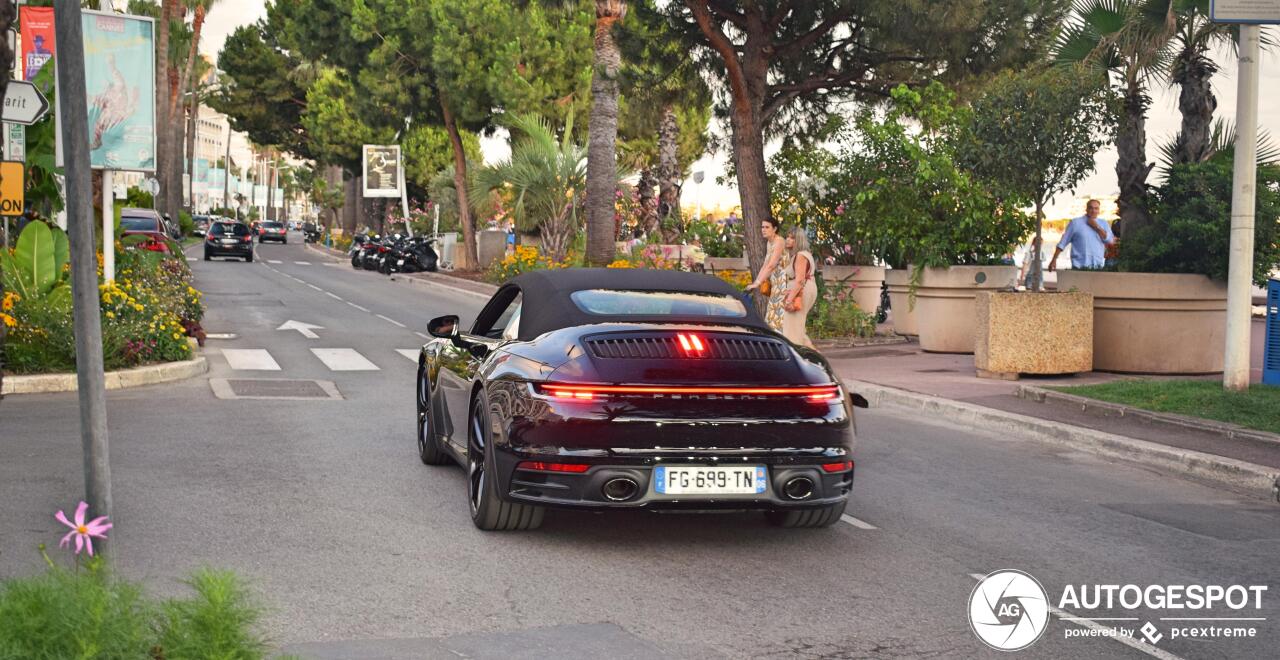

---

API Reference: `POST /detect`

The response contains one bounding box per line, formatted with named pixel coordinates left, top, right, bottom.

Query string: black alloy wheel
left=416, top=367, right=450, bottom=465
left=467, top=393, right=544, bottom=531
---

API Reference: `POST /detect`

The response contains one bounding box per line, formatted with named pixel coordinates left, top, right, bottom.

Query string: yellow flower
left=0, top=313, right=15, bottom=328
left=105, top=311, right=115, bottom=319
left=133, top=304, right=144, bottom=312
left=172, top=332, right=182, bottom=340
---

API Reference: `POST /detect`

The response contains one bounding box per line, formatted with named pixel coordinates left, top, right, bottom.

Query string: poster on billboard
left=82, top=10, right=156, bottom=172
left=362, top=145, right=402, bottom=197
left=19, top=6, right=56, bottom=82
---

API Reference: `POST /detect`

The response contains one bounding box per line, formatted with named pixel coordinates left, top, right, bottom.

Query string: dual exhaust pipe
left=600, top=475, right=815, bottom=501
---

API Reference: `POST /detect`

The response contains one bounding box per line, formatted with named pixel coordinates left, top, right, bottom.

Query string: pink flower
left=835, top=203, right=845, bottom=215
left=55, top=501, right=112, bottom=556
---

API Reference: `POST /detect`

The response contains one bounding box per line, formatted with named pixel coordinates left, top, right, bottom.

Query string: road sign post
left=1211, top=1, right=1277, bottom=390
left=54, top=0, right=113, bottom=555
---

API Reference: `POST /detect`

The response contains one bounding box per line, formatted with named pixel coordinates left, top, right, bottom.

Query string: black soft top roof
left=506, top=268, right=768, bottom=340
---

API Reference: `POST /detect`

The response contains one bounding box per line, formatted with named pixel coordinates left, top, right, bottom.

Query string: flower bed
left=484, top=245, right=572, bottom=284
left=2, top=221, right=205, bottom=375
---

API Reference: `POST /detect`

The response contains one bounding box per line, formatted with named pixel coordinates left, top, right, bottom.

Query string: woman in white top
left=782, top=227, right=817, bottom=349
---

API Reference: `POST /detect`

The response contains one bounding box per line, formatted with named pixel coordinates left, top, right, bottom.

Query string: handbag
left=758, top=280, right=771, bottom=297
left=785, top=296, right=803, bottom=313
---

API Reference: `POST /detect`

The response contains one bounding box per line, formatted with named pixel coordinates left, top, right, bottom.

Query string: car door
left=437, top=287, right=522, bottom=453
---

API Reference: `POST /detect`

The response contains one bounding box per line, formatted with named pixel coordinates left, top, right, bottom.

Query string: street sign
left=1211, top=0, right=1280, bottom=23
left=1, top=80, right=51, bottom=126
left=0, top=161, right=25, bottom=216
left=3, top=123, right=25, bottom=162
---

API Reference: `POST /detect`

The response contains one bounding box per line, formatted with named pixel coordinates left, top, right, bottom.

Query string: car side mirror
left=427, top=314, right=460, bottom=339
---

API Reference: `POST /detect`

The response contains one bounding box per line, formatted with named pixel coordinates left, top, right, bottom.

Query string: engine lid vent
left=585, top=333, right=788, bottom=360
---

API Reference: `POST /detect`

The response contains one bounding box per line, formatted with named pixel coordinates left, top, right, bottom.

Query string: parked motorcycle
left=303, top=223, right=323, bottom=244
left=380, top=235, right=439, bottom=274
left=360, top=236, right=388, bottom=271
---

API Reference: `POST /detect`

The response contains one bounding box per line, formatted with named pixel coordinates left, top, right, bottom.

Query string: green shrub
left=1119, top=152, right=1280, bottom=285
left=125, top=186, right=155, bottom=209
left=808, top=279, right=877, bottom=339
left=0, top=561, right=274, bottom=659
left=683, top=218, right=743, bottom=258
left=178, top=211, right=195, bottom=238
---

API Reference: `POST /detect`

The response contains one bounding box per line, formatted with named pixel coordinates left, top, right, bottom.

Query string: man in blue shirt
left=1048, top=199, right=1114, bottom=271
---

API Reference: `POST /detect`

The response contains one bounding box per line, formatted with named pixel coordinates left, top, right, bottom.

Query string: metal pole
left=1224, top=24, right=1260, bottom=392
left=223, top=124, right=230, bottom=211
left=399, top=146, right=411, bottom=238
left=102, top=169, right=113, bottom=281
left=54, top=0, right=112, bottom=547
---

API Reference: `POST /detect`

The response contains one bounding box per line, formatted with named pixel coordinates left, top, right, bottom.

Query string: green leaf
left=51, top=225, right=70, bottom=281
left=12, top=221, right=57, bottom=298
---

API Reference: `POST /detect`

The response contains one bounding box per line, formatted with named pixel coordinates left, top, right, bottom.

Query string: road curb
left=844, top=378, right=1280, bottom=503
left=1014, top=384, right=1280, bottom=446
left=2, top=354, right=208, bottom=396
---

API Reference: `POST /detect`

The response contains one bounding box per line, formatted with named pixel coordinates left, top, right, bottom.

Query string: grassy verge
left=1051, top=380, right=1280, bottom=435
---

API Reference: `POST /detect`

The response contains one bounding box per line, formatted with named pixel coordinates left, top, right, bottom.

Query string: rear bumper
left=494, top=445, right=853, bottom=510
left=204, top=242, right=253, bottom=256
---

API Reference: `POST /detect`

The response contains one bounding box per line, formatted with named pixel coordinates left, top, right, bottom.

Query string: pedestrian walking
left=745, top=216, right=788, bottom=331
left=1019, top=236, right=1043, bottom=289
left=1048, top=199, right=1114, bottom=271
left=782, top=227, right=817, bottom=349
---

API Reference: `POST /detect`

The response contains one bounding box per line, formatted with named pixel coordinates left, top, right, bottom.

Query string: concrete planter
left=915, top=265, right=1019, bottom=353
left=477, top=229, right=507, bottom=268
left=1057, top=271, right=1227, bottom=374
left=821, top=265, right=886, bottom=316
left=705, top=256, right=748, bottom=272
left=884, top=268, right=918, bottom=336
left=974, top=291, right=1093, bottom=377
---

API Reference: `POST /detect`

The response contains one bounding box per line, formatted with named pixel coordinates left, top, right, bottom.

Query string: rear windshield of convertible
left=570, top=289, right=747, bottom=318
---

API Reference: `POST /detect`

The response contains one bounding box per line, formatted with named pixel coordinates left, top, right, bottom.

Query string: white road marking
left=967, top=574, right=1184, bottom=660
left=325, top=292, right=342, bottom=300
left=311, top=348, right=380, bottom=371
left=414, top=331, right=429, bottom=339
left=840, top=514, right=878, bottom=530
left=347, top=302, right=371, bottom=312
left=396, top=349, right=420, bottom=362
left=186, top=257, right=196, bottom=262
left=277, top=320, right=324, bottom=339
left=307, top=283, right=322, bottom=291
left=294, top=261, right=311, bottom=265
left=204, top=333, right=238, bottom=340
left=268, top=259, right=282, bottom=264
left=221, top=349, right=281, bottom=371
left=376, top=314, right=406, bottom=328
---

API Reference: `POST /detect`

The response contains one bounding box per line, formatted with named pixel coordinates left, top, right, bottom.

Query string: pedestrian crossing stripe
left=396, top=349, right=420, bottom=362
left=310, top=348, right=379, bottom=371
left=221, top=349, right=282, bottom=371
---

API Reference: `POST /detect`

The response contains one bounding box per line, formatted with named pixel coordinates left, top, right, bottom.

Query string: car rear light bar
left=535, top=383, right=841, bottom=401
left=515, top=461, right=591, bottom=473
left=821, top=460, right=853, bottom=473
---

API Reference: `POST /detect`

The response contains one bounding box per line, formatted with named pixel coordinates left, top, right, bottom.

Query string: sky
left=199, top=4, right=1280, bottom=218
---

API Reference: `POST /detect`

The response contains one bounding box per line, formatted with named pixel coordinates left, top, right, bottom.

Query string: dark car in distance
left=119, top=208, right=172, bottom=253
left=258, top=221, right=288, bottom=243
left=416, top=269, right=862, bottom=531
left=203, top=221, right=255, bottom=262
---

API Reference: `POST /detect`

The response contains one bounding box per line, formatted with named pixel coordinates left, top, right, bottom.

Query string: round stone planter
left=821, top=265, right=886, bottom=316
left=884, top=268, right=918, bottom=336
left=1056, top=271, right=1227, bottom=374
left=915, top=265, right=1020, bottom=353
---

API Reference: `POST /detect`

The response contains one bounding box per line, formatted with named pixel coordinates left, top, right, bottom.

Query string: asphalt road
left=1, top=234, right=1277, bottom=660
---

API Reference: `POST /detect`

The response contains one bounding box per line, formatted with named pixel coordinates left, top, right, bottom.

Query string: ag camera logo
left=969, top=570, right=1051, bottom=651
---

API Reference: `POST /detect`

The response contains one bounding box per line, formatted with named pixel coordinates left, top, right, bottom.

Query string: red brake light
left=516, top=461, right=591, bottom=473
left=536, top=383, right=841, bottom=399
left=821, top=461, right=853, bottom=473
left=676, top=333, right=705, bottom=356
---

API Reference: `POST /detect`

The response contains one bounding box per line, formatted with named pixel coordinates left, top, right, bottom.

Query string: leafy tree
left=658, top=0, right=1068, bottom=277
left=472, top=114, right=588, bottom=263
left=1056, top=0, right=1179, bottom=239
left=959, top=66, right=1115, bottom=289
left=210, top=14, right=312, bottom=159
left=489, top=2, right=594, bottom=130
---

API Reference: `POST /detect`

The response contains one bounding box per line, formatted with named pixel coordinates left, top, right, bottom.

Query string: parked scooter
left=349, top=233, right=370, bottom=268
left=382, top=235, right=439, bottom=274
left=303, top=223, right=323, bottom=244
left=361, top=236, right=389, bottom=271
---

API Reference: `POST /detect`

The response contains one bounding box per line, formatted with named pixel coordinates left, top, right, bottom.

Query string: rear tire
left=764, top=500, right=847, bottom=528
left=245, top=253, right=254, bottom=263
left=203, top=250, right=211, bottom=261
left=416, top=368, right=450, bottom=466
left=468, top=393, right=544, bottom=531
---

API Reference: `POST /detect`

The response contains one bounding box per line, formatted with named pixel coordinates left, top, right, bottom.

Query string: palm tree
left=584, top=0, right=627, bottom=266
left=473, top=114, right=588, bottom=263
left=1056, top=0, right=1179, bottom=238
left=178, top=0, right=220, bottom=211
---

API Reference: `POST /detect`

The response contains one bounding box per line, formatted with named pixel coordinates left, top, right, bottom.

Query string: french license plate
left=221, top=239, right=236, bottom=244
left=654, top=465, right=767, bottom=495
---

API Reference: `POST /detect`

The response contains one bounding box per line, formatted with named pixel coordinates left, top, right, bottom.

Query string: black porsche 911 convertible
left=415, top=268, right=863, bottom=531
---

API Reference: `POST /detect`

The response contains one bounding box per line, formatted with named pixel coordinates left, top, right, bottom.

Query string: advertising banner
left=19, top=6, right=56, bottom=82
left=1211, top=0, right=1280, bottom=23
left=362, top=145, right=401, bottom=197
left=82, top=10, right=156, bottom=171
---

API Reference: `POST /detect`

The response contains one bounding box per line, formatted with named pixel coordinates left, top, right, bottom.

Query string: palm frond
left=1157, top=118, right=1280, bottom=174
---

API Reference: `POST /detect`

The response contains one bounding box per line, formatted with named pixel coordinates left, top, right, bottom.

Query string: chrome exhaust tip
left=602, top=477, right=640, bottom=502
left=782, top=476, right=814, bottom=501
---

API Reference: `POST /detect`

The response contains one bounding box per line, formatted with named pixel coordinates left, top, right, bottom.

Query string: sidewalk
left=828, top=327, right=1280, bottom=500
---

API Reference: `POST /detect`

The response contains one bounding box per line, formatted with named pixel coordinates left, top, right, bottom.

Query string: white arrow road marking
left=396, top=349, right=420, bottom=362
left=221, top=349, right=281, bottom=371
left=277, top=320, right=324, bottom=339
left=311, top=348, right=379, bottom=371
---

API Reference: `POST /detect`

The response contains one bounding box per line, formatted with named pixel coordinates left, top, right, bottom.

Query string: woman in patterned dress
left=745, top=217, right=788, bottom=331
